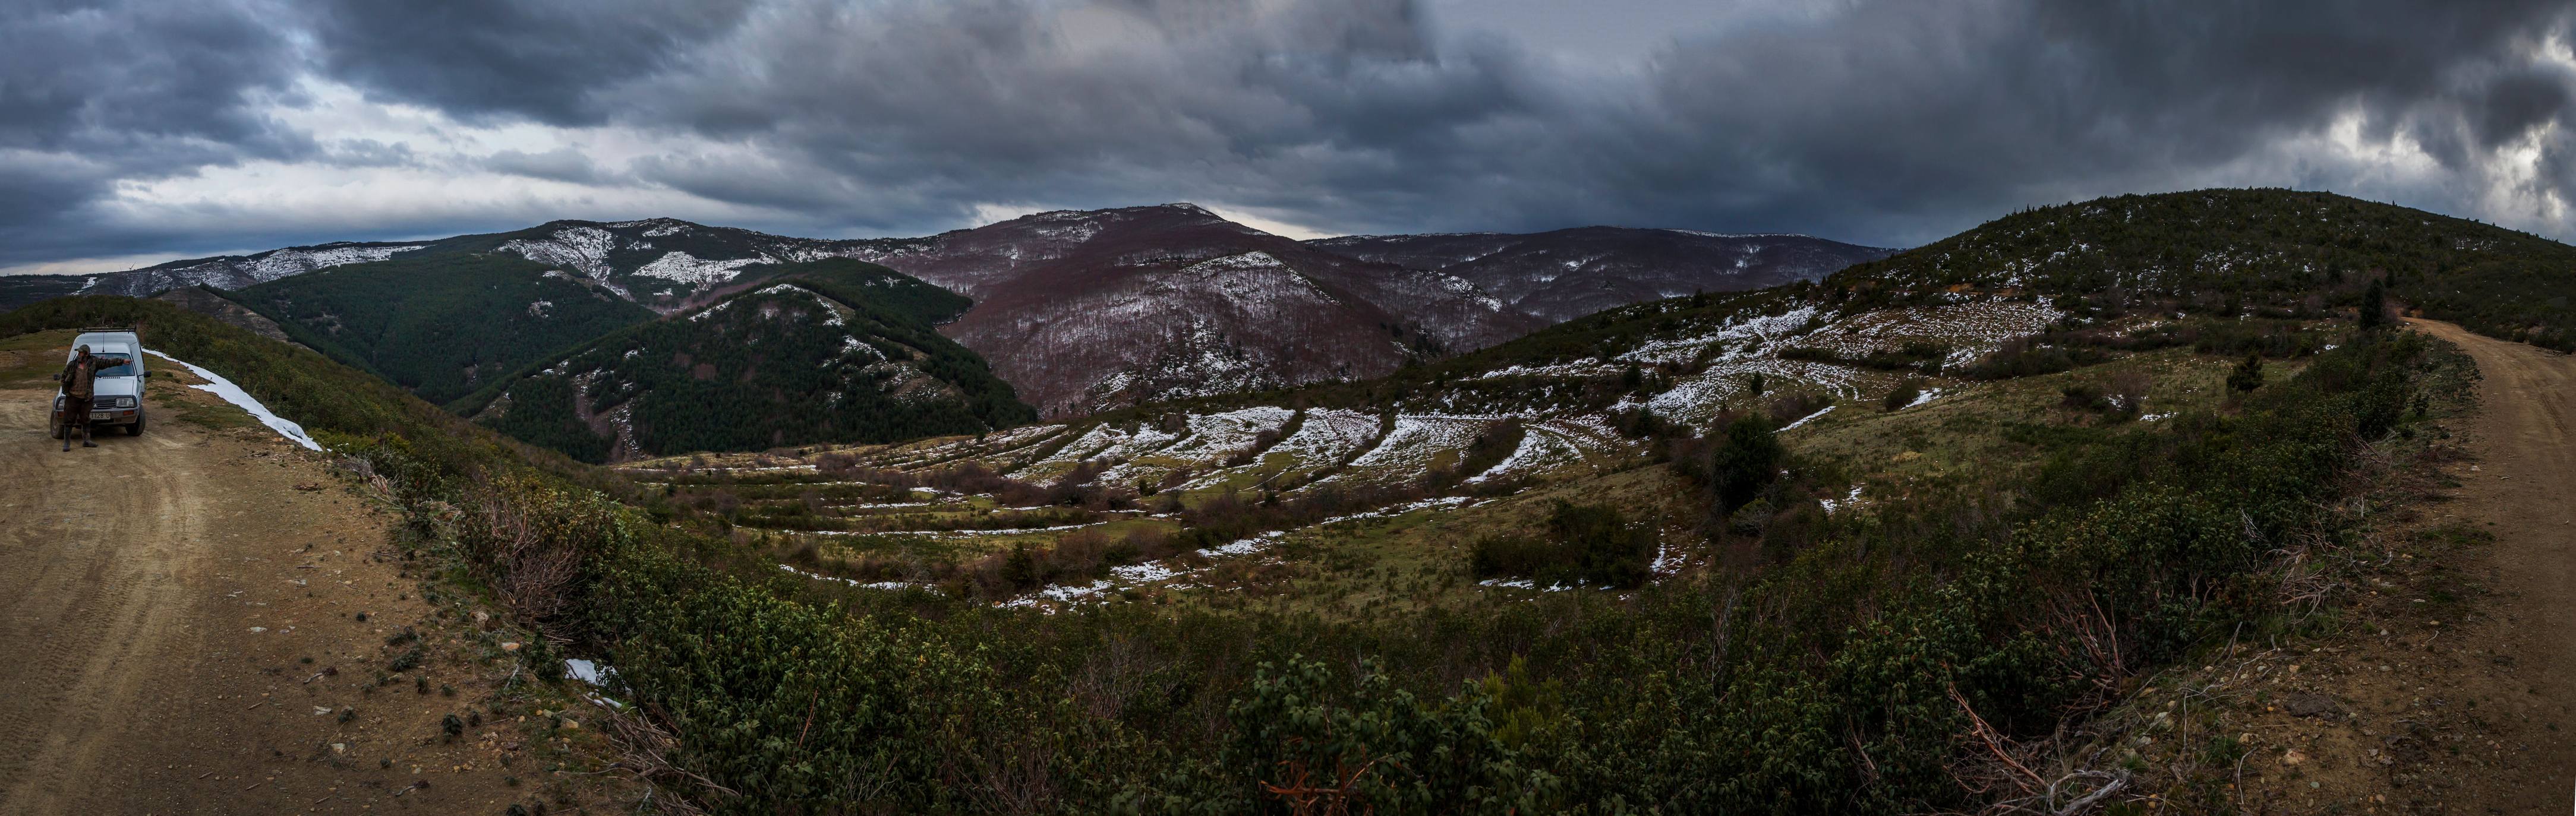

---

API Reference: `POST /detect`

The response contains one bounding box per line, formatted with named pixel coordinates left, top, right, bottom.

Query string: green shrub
left=2227, top=352, right=2266, bottom=392
left=1706, top=414, right=1786, bottom=513
left=1218, top=656, right=1553, bottom=814
left=1883, top=379, right=1924, bottom=412
left=1468, top=501, right=1655, bottom=587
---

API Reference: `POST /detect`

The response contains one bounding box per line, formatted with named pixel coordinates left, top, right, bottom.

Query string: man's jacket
left=59, top=356, right=95, bottom=400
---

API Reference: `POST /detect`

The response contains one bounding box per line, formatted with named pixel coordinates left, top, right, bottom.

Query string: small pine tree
left=2359, top=279, right=2388, bottom=330
left=1708, top=415, right=1786, bottom=513
left=2227, top=353, right=2266, bottom=393
left=1002, top=542, right=1037, bottom=588
left=1745, top=372, right=1766, bottom=397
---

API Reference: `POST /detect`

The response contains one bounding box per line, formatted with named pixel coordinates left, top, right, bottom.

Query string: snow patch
left=143, top=349, right=323, bottom=451
left=634, top=251, right=775, bottom=284
left=778, top=563, right=935, bottom=593
left=501, top=227, right=613, bottom=280
left=1818, top=485, right=1865, bottom=514
left=244, top=243, right=428, bottom=283
left=1777, top=404, right=1834, bottom=431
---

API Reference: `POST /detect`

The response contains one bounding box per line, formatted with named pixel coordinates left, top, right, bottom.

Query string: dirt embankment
left=0, top=341, right=635, bottom=814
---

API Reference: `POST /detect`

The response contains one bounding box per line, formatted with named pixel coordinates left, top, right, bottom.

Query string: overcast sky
left=9, top=0, right=2576, bottom=274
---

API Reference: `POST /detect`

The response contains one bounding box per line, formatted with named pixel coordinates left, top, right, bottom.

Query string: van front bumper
left=54, top=407, right=139, bottom=425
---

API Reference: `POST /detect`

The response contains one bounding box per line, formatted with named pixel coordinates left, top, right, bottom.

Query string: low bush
left=1883, top=378, right=1924, bottom=412
left=1468, top=501, right=1657, bottom=587
left=1958, top=338, right=2110, bottom=379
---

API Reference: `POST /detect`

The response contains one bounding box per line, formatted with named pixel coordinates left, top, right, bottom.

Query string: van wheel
left=50, top=417, right=64, bottom=440
left=128, top=412, right=146, bottom=437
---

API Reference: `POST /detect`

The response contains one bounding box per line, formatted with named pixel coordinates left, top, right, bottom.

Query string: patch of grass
left=160, top=396, right=260, bottom=430
left=0, top=329, right=77, bottom=388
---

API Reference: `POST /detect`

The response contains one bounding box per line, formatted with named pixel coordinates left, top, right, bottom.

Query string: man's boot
left=81, top=424, right=94, bottom=448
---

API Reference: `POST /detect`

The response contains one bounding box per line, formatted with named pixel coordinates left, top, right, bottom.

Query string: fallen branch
left=1949, top=684, right=2045, bottom=796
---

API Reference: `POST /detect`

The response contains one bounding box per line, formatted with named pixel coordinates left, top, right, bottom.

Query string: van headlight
left=115, top=396, right=136, bottom=408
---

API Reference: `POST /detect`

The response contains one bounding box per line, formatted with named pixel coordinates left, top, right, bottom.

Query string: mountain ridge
left=5, top=204, right=1893, bottom=419
left=838, top=203, right=1548, bottom=415
left=1305, top=226, right=1894, bottom=322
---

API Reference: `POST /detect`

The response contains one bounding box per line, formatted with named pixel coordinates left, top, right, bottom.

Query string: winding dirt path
left=2405, top=318, right=2576, bottom=813
left=0, top=343, right=621, bottom=814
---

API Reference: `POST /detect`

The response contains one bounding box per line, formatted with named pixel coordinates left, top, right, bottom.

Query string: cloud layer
left=7, top=0, right=2576, bottom=272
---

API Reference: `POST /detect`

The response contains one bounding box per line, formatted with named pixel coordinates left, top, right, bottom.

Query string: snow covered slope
left=80, top=242, right=434, bottom=297
left=476, top=217, right=927, bottom=312
left=67, top=217, right=928, bottom=315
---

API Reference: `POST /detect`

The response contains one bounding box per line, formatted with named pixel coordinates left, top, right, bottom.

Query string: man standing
left=56, top=344, right=96, bottom=451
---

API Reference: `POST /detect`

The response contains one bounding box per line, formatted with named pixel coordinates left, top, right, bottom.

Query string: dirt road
left=2405, top=319, right=2576, bottom=812
left=0, top=338, right=627, bottom=814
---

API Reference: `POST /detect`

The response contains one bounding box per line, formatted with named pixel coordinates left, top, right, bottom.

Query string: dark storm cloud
left=1581, top=0, right=2576, bottom=243
left=0, top=0, right=310, bottom=262
left=298, top=0, right=753, bottom=125
left=531, top=0, right=2576, bottom=244
left=14, top=0, right=2576, bottom=270
left=589, top=0, right=1546, bottom=232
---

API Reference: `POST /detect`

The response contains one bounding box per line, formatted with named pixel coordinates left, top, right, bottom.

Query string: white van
left=51, top=328, right=152, bottom=438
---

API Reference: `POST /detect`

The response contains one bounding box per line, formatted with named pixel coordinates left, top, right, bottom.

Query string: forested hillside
left=0, top=274, right=87, bottom=312
left=466, top=260, right=1030, bottom=462
left=231, top=252, right=658, bottom=404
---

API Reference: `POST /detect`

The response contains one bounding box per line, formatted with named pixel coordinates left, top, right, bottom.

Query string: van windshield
left=91, top=355, right=138, bottom=377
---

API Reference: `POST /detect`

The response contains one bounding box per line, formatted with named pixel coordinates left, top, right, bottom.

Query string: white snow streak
left=143, top=349, right=323, bottom=451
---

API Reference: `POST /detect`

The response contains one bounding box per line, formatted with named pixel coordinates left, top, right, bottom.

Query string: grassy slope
left=1828, top=188, right=2576, bottom=350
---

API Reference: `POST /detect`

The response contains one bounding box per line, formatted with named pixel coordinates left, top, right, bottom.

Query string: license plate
left=89, top=412, right=109, bottom=420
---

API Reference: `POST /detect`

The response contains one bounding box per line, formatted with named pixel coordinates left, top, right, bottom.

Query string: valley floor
left=0, top=349, right=632, bottom=814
